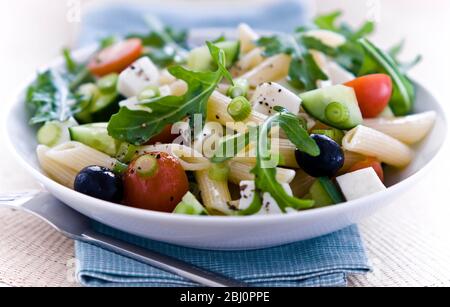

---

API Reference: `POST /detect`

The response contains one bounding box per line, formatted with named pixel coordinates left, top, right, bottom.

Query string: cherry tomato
left=146, top=125, right=179, bottom=145
left=123, top=152, right=189, bottom=213
left=345, top=74, right=393, bottom=118
left=348, top=157, right=384, bottom=182
left=88, top=39, right=143, bottom=77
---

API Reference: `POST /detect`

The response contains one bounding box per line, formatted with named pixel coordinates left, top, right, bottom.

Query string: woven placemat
left=1, top=185, right=450, bottom=287
left=0, top=209, right=78, bottom=287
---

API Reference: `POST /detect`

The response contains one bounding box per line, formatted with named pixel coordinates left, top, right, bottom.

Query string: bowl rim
left=4, top=31, right=448, bottom=226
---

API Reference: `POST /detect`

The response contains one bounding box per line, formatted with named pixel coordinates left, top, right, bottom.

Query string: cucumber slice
left=174, top=192, right=208, bottom=215
left=37, top=118, right=78, bottom=147
left=309, top=180, right=334, bottom=207
left=69, top=123, right=121, bottom=156
left=37, top=122, right=62, bottom=147
left=187, top=41, right=240, bottom=71
left=300, top=85, right=363, bottom=130
left=90, top=92, right=121, bottom=122
left=97, top=73, right=119, bottom=94
left=317, top=177, right=344, bottom=204
left=309, top=177, right=344, bottom=207
left=75, top=83, right=100, bottom=124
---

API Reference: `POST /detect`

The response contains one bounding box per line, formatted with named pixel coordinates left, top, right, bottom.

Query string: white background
left=0, top=0, right=449, bottom=286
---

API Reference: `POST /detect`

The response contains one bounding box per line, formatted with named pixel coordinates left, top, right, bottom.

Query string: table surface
left=0, top=0, right=449, bottom=287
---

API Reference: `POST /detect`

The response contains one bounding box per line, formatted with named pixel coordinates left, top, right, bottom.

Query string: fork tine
left=0, top=191, right=41, bottom=206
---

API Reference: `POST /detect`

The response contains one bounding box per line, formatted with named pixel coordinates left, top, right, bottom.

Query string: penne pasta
left=363, top=111, right=436, bottom=144
left=207, top=91, right=267, bottom=130
left=195, top=170, right=233, bottom=215
left=231, top=48, right=265, bottom=77
left=238, top=23, right=259, bottom=53
left=243, top=139, right=299, bottom=168
left=342, top=125, right=414, bottom=168
left=169, top=80, right=188, bottom=96
left=241, top=54, right=291, bottom=88
left=158, top=69, right=177, bottom=85
left=138, top=144, right=211, bottom=171
left=290, top=169, right=316, bottom=198
left=37, top=145, right=78, bottom=189
left=339, top=151, right=367, bottom=175
left=228, top=161, right=296, bottom=185
left=45, top=142, right=118, bottom=172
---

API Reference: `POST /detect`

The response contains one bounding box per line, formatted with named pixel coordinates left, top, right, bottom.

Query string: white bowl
left=5, top=29, right=448, bottom=250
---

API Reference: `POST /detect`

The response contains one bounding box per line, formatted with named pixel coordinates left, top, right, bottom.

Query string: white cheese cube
left=336, top=168, right=386, bottom=201
left=251, top=82, right=301, bottom=116
left=259, top=183, right=294, bottom=215
left=238, top=181, right=257, bottom=211
left=117, top=57, right=159, bottom=98
left=239, top=181, right=296, bottom=215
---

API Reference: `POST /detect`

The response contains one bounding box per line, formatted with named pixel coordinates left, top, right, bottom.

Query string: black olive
left=295, top=134, right=345, bottom=178
left=74, top=166, right=123, bottom=203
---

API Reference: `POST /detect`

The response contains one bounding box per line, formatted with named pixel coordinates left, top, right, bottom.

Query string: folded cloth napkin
left=74, top=1, right=370, bottom=287
left=76, top=224, right=370, bottom=287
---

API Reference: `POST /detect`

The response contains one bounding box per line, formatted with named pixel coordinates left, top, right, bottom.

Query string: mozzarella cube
left=251, top=82, right=301, bottom=116
left=117, top=57, right=159, bottom=98
left=259, top=183, right=294, bottom=215
left=238, top=181, right=296, bottom=215
left=238, top=181, right=257, bottom=211
left=336, top=168, right=386, bottom=201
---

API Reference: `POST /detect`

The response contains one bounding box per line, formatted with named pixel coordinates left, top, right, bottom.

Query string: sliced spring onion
left=208, top=163, right=230, bottom=182
left=97, top=73, right=119, bottom=93
left=325, top=102, right=350, bottom=124
left=227, top=96, right=252, bottom=121
left=134, top=154, right=159, bottom=178
left=173, top=192, right=208, bottom=216
left=115, top=143, right=138, bottom=163
left=227, top=78, right=249, bottom=98
left=37, top=122, right=62, bottom=147
left=113, top=161, right=129, bottom=174
left=138, top=86, right=161, bottom=102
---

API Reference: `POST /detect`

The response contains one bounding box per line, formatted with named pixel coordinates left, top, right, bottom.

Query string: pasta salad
left=26, top=12, right=436, bottom=216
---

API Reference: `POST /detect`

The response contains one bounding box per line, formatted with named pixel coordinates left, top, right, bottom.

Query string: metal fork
left=0, top=191, right=246, bottom=287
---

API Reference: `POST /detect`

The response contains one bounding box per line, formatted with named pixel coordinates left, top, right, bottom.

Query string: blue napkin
left=77, top=0, right=312, bottom=46
left=76, top=223, right=370, bottom=287
left=74, top=1, right=370, bottom=287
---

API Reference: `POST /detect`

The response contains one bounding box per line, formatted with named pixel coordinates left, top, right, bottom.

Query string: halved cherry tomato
left=345, top=74, right=393, bottom=118
left=348, top=157, right=384, bottom=182
left=123, top=152, right=189, bottom=213
left=88, top=38, right=143, bottom=77
left=146, top=125, right=179, bottom=145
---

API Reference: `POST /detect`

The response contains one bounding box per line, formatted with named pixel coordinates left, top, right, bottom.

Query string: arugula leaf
left=107, top=42, right=231, bottom=145
left=314, top=11, right=375, bottom=40
left=211, top=131, right=252, bottom=164
left=26, top=70, right=83, bottom=125
left=312, top=11, right=375, bottom=75
left=256, top=34, right=328, bottom=91
left=62, top=48, right=93, bottom=91
left=99, top=36, right=117, bottom=49
left=251, top=109, right=319, bottom=212
left=128, top=17, right=188, bottom=67
left=388, top=40, right=422, bottom=73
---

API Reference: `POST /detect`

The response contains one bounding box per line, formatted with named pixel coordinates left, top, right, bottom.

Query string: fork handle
left=82, top=230, right=247, bottom=288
